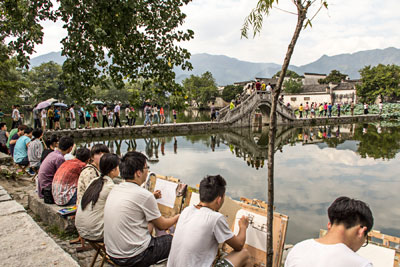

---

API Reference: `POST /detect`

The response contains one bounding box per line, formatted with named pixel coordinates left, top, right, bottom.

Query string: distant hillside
left=30, top=47, right=400, bottom=85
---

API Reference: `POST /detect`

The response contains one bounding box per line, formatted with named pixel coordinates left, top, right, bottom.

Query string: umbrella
left=46, top=98, right=58, bottom=103
left=91, top=100, right=104, bottom=105
left=54, top=103, right=68, bottom=108
left=34, top=100, right=52, bottom=110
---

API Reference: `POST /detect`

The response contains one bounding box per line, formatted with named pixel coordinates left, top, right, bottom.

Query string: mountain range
left=30, top=47, right=400, bottom=86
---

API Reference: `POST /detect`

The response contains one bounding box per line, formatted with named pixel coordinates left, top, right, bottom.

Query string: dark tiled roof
left=304, top=72, right=327, bottom=76
left=302, top=84, right=328, bottom=93
left=333, top=83, right=356, bottom=90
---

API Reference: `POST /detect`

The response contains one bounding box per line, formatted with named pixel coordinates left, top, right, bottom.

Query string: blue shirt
left=14, top=136, right=31, bottom=163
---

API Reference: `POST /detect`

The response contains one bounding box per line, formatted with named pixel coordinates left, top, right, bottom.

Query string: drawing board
left=154, top=178, right=178, bottom=208
left=358, top=244, right=396, bottom=267
left=234, top=209, right=267, bottom=252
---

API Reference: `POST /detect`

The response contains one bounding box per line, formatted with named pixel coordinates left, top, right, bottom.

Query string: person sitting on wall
left=13, top=127, right=34, bottom=174
left=40, top=134, right=59, bottom=163
left=104, top=151, right=179, bottom=267
left=75, top=153, right=120, bottom=241
left=52, top=148, right=91, bottom=206
left=37, top=136, right=74, bottom=199
left=76, top=144, right=110, bottom=205
left=167, top=175, right=250, bottom=267
left=27, top=128, right=44, bottom=173
left=285, top=196, right=374, bottom=267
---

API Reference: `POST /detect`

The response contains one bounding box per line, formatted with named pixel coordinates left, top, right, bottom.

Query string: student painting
left=8, top=125, right=27, bottom=157
left=13, top=127, right=33, bottom=171
left=0, top=123, right=9, bottom=154
left=104, top=151, right=179, bottom=267
left=52, top=148, right=90, bottom=206
left=37, top=136, right=74, bottom=198
left=285, top=196, right=373, bottom=267
left=75, top=153, right=120, bottom=241
left=76, top=144, right=110, bottom=205
left=27, top=128, right=44, bottom=172
left=40, top=134, right=59, bottom=163
left=167, top=175, right=250, bottom=267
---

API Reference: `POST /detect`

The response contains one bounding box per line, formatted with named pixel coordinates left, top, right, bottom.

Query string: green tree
left=221, top=84, right=243, bottom=102
left=283, top=78, right=303, bottom=94
left=0, top=0, right=56, bottom=68
left=357, top=64, right=400, bottom=103
left=272, top=69, right=301, bottom=79
left=242, top=1, right=328, bottom=265
left=0, top=42, right=27, bottom=111
left=1, top=0, right=194, bottom=103
left=318, top=69, right=347, bottom=84
left=183, top=71, right=219, bottom=109
left=59, top=0, right=194, bottom=103
left=27, top=61, right=68, bottom=103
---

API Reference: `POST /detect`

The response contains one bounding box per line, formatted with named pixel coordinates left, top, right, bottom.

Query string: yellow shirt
left=299, top=106, right=304, bottom=112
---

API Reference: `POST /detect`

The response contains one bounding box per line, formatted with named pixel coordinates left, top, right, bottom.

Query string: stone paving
left=0, top=185, right=79, bottom=267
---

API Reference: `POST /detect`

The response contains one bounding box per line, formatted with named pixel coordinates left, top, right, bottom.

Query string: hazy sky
left=34, top=0, right=400, bottom=66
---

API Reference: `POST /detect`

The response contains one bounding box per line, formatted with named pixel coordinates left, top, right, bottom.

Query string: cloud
left=32, top=0, right=400, bottom=67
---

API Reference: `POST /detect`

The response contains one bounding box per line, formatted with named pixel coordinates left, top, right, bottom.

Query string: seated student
left=0, top=122, right=9, bottom=154
left=168, top=175, right=250, bottom=267
left=104, top=151, right=179, bottom=267
left=27, top=128, right=44, bottom=172
left=13, top=127, right=33, bottom=171
left=37, top=136, right=74, bottom=199
left=52, top=148, right=91, bottom=206
left=40, top=134, right=59, bottom=163
left=75, top=153, right=120, bottom=241
left=285, top=196, right=374, bottom=267
left=76, top=144, right=109, bottom=205
left=8, top=124, right=27, bottom=157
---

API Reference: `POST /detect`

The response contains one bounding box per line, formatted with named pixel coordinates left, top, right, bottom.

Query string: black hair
left=81, top=153, right=120, bottom=210
left=24, top=127, right=33, bottom=135
left=58, top=136, right=74, bottom=151
left=32, top=128, right=43, bottom=139
left=44, top=134, right=59, bottom=148
left=75, top=148, right=91, bottom=163
left=328, top=196, right=374, bottom=234
left=0, top=122, right=6, bottom=129
left=18, top=124, right=27, bottom=131
left=90, top=144, right=109, bottom=158
left=199, top=175, right=226, bottom=203
left=119, top=151, right=147, bottom=180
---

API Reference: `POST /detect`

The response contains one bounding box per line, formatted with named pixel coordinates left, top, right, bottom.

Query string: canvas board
left=154, top=178, right=178, bottom=208
left=357, top=244, right=395, bottom=267
left=189, top=192, right=200, bottom=207
left=233, top=209, right=267, bottom=252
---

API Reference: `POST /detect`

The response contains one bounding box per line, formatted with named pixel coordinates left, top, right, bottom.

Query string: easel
left=220, top=197, right=289, bottom=267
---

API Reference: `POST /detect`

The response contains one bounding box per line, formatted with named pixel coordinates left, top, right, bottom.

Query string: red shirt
left=52, top=158, right=87, bottom=205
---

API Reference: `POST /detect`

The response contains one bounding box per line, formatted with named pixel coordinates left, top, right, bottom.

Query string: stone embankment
left=0, top=183, right=79, bottom=266
left=44, top=115, right=382, bottom=140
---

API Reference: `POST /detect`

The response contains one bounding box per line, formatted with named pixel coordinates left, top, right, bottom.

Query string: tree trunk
left=266, top=3, right=308, bottom=266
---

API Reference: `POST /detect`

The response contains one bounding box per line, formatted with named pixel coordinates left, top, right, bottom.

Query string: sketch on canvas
left=154, top=179, right=178, bottom=208
left=233, top=209, right=267, bottom=252
left=189, top=192, right=200, bottom=206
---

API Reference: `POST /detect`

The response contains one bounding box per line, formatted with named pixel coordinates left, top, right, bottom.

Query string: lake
left=75, top=121, right=400, bottom=245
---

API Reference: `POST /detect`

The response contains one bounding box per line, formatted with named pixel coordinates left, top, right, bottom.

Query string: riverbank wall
left=43, top=114, right=382, bottom=139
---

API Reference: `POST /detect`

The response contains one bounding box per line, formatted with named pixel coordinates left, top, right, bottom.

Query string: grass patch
left=46, top=225, right=78, bottom=241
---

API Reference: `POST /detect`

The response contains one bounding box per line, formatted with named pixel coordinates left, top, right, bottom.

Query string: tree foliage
left=0, top=42, right=27, bottom=111
left=357, top=64, right=400, bottom=103
left=1, top=0, right=194, bottom=103
left=221, top=84, right=243, bottom=102
left=283, top=78, right=303, bottom=94
left=183, top=71, right=219, bottom=108
left=0, top=0, right=57, bottom=68
left=318, top=69, right=347, bottom=84
left=27, top=61, right=68, bottom=103
left=273, top=70, right=301, bottom=79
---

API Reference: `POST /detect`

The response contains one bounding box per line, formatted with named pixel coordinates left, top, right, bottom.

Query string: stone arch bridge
left=218, top=92, right=296, bottom=126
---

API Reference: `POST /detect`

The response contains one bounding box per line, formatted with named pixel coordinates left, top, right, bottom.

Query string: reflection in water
left=77, top=122, right=400, bottom=244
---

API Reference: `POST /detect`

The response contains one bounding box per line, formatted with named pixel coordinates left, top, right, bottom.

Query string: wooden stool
left=86, top=240, right=118, bottom=267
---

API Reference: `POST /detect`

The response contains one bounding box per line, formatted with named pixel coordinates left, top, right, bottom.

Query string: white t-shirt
left=114, top=105, right=120, bottom=114
left=69, top=107, right=75, bottom=119
left=75, top=176, right=114, bottom=241
left=41, top=109, right=47, bottom=118
left=104, top=182, right=161, bottom=258
left=167, top=205, right=234, bottom=267
left=285, top=239, right=372, bottom=267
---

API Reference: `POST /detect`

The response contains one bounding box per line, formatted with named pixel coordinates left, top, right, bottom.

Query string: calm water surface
left=77, top=122, right=400, bottom=245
